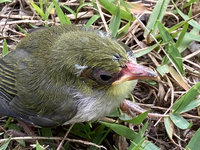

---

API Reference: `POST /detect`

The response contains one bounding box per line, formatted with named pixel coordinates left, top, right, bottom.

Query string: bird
left=0, top=24, right=157, bottom=127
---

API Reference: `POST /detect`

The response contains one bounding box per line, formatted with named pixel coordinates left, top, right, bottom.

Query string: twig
left=1, top=2, right=16, bottom=36
left=0, top=136, right=107, bottom=149
left=56, top=124, right=74, bottom=150
left=154, top=76, right=174, bottom=126
left=96, top=0, right=109, bottom=32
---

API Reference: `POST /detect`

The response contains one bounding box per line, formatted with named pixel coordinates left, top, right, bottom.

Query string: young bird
left=0, top=25, right=157, bottom=127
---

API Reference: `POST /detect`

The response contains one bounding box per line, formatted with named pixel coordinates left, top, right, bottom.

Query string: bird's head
left=50, top=28, right=156, bottom=95
left=37, top=26, right=157, bottom=96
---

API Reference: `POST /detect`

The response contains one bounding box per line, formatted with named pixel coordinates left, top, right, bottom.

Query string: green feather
left=0, top=24, right=137, bottom=126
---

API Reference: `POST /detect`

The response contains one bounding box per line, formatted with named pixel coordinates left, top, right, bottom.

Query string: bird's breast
left=64, top=80, right=137, bottom=124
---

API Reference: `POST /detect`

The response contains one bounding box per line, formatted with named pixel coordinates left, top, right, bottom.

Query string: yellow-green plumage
left=0, top=24, right=139, bottom=127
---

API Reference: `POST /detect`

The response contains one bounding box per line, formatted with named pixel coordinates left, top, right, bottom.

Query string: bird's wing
left=0, top=51, right=77, bottom=127
left=0, top=59, right=23, bottom=120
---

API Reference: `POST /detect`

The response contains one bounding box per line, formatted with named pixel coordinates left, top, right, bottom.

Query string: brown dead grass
left=0, top=0, right=200, bottom=150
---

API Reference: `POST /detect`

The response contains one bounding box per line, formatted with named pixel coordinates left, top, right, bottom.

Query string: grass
left=1, top=0, right=200, bottom=149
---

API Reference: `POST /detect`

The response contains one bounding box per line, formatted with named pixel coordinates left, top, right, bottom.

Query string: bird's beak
left=112, top=62, right=158, bottom=85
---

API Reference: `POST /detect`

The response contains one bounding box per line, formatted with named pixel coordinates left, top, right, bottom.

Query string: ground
left=0, top=0, right=200, bottom=150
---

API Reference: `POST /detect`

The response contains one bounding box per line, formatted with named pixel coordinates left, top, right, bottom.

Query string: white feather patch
left=74, top=64, right=88, bottom=76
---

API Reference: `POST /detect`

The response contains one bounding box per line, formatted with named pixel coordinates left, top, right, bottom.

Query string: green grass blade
left=0, top=0, right=12, bottom=2
left=157, top=21, right=184, bottom=75
left=179, top=98, right=200, bottom=114
left=170, top=114, right=192, bottom=129
left=142, top=140, right=161, bottom=150
left=183, top=30, right=200, bottom=42
left=98, top=0, right=135, bottom=21
left=133, top=121, right=148, bottom=144
left=171, top=0, right=200, bottom=30
left=85, top=15, right=100, bottom=28
left=39, top=0, right=43, bottom=11
left=53, top=0, right=71, bottom=24
left=177, top=27, right=198, bottom=53
left=185, top=128, right=200, bottom=150
left=41, top=127, right=54, bottom=143
left=109, top=4, right=121, bottom=37
left=134, top=44, right=158, bottom=58
left=172, top=82, right=200, bottom=114
left=75, top=3, right=92, bottom=19
left=3, top=39, right=9, bottom=56
left=156, top=64, right=169, bottom=76
left=129, top=138, right=146, bottom=150
left=36, top=141, right=43, bottom=150
left=164, top=117, right=173, bottom=140
left=0, top=136, right=12, bottom=150
left=30, top=1, right=45, bottom=19
left=144, top=0, right=170, bottom=37
left=176, top=4, right=192, bottom=48
left=44, top=2, right=55, bottom=26
left=116, top=21, right=130, bottom=38
left=120, top=110, right=149, bottom=125
left=16, top=24, right=28, bottom=35
left=101, top=121, right=137, bottom=140
left=61, top=5, right=76, bottom=16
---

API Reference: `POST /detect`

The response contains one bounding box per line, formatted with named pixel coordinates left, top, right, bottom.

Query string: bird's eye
left=100, top=74, right=112, bottom=82
left=92, top=70, right=115, bottom=85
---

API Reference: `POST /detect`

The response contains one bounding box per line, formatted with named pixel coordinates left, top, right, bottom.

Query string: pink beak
left=112, top=62, right=158, bottom=85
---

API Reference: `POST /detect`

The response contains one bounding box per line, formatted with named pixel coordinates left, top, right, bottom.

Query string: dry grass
left=1, top=0, right=200, bottom=150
